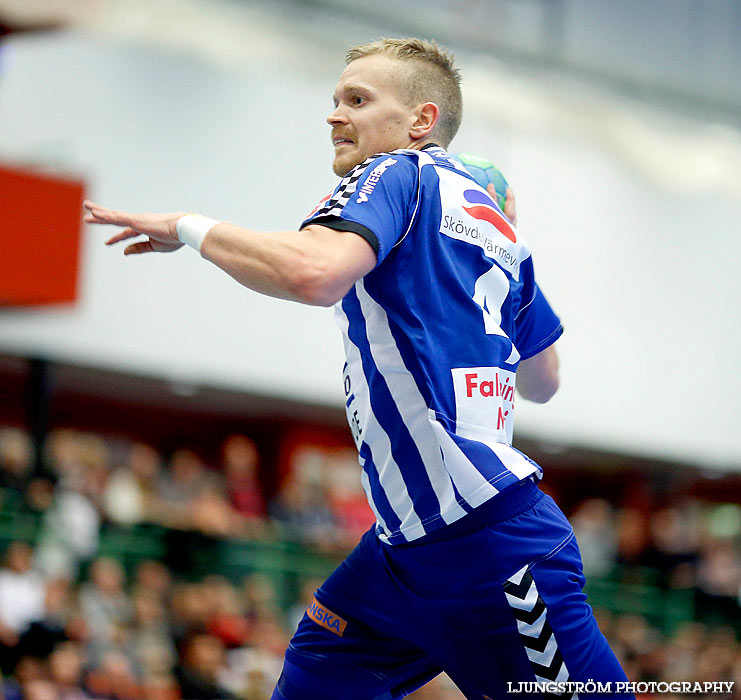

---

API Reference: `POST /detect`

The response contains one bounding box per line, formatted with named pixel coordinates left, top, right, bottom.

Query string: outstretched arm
left=83, top=202, right=376, bottom=307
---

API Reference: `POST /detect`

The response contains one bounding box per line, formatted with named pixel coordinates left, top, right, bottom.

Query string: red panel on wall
left=0, top=163, right=85, bottom=305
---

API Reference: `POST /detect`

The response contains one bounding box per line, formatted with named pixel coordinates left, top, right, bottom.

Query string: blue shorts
left=271, top=480, right=633, bottom=700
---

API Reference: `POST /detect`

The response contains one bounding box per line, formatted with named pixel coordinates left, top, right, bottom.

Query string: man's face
left=328, top=54, right=419, bottom=176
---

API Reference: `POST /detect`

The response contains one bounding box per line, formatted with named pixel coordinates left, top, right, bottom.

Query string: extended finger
left=123, top=240, right=155, bottom=256
left=84, top=203, right=135, bottom=227
left=83, top=200, right=116, bottom=222
left=84, top=212, right=111, bottom=224
left=505, top=187, right=516, bottom=206
left=105, top=228, right=141, bottom=246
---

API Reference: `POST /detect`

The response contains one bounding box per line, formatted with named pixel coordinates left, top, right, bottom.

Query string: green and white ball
left=452, top=152, right=509, bottom=211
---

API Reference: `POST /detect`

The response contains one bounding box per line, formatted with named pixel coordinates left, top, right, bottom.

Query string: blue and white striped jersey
left=302, top=145, right=563, bottom=545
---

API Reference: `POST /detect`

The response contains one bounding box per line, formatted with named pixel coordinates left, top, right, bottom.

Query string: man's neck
left=406, top=140, right=441, bottom=151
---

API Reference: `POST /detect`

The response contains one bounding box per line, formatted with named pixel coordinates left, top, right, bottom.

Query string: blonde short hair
left=346, top=38, right=462, bottom=148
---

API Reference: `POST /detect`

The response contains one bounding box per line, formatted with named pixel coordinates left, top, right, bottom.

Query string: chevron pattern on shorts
left=503, top=566, right=579, bottom=700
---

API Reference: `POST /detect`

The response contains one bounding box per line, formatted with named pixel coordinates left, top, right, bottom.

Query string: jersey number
left=472, top=266, right=521, bottom=364
left=473, top=265, right=508, bottom=335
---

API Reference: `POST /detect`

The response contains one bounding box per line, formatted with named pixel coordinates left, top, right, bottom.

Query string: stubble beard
left=332, top=153, right=358, bottom=177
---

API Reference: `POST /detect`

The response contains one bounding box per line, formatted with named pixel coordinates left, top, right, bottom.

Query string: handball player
left=85, top=38, right=632, bottom=700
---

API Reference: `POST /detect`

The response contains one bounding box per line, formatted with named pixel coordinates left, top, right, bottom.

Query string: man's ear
left=409, top=102, right=439, bottom=141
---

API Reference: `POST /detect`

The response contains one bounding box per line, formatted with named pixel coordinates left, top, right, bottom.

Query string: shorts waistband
left=404, top=478, right=543, bottom=546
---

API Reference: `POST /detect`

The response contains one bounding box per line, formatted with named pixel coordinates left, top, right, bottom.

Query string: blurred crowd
left=569, top=494, right=740, bottom=623
left=0, top=425, right=739, bottom=699
left=0, top=542, right=738, bottom=700
left=0, top=426, right=374, bottom=579
left=0, top=544, right=304, bottom=699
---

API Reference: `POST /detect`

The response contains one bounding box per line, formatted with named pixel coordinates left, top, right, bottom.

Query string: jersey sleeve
left=300, top=153, right=418, bottom=266
left=514, top=257, right=563, bottom=360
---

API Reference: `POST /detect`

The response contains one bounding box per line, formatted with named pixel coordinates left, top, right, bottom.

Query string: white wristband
left=176, top=215, right=220, bottom=253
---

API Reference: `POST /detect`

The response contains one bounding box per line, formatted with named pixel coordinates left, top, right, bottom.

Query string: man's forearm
left=200, top=222, right=376, bottom=307
left=200, top=223, right=321, bottom=303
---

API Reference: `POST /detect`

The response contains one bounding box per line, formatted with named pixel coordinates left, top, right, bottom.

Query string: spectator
left=157, top=449, right=215, bottom=528
left=44, top=432, right=110, bottom=503
left=35, top=435, right=102, bottom=579
left=242, top=574, right=282, bottom=628
left=17, top=577, right=75, bottom=660
left=571, top=498, right=618, bottom=578
left=696, top=538, right=741, bottom=622
left=647, top=504, right=701, bottom=589
left=660, top=621, right=707, bottom=683
left=237, top=618, right=287, bottom=700
left=221, top=434, right=266, bottom=522
left=695, top=627, right=737, bottom=685
left=0, top=542, right=45, bottom=674
left=615, top=506, right=652, bottom=575
left=85, top=650, right=142, bottom=700
left=169, top=583, right=211, bottom=642
left=44, top=431, right=81, bottom=485
left=78, top=557, right=131, bottom=646
left=131, top=559, right=172, bottom=602
left=47, top=642, right=90, bottom=700
left=138, top=672, right=180, bottom=700
left=324, top=450, right=374, bottom=547
left=74, top=434, right=110, bottom=508
left=156, top=445, right=244, bottom=578
left=173, top=633, right=237, bottom=700
left=24, top=477, right=56, bottom=516
left=103, top=442, right=162, bottom=527
left=610, top=613, right=663, bottom=682
left=21, top=680, right=59, bottom=700
left=202, top=576, right=250, bottom=650
left=0, top=428, right=34, bottom=495
left=125, top=590, right=176, bottom=679
left=189, top=485, right=237, bottom=538
left=160, top=574, right=279, bottom=696
left=35, top=485, right=100, bottom=579
left=269, top=475, right=337, bottom=548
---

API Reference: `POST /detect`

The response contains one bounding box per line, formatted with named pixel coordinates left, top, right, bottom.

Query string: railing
left=0, top=489, right=707, bottom=628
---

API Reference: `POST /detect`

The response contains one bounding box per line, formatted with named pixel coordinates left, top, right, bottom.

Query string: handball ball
left=452, top=152, right=509, bottom=211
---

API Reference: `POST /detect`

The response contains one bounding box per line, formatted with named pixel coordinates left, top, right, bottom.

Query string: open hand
left=83, top=200, right=185, bottom=255
left=486, top=184, right=517, bottom=227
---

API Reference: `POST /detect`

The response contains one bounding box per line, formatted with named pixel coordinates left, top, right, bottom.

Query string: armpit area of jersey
left=305, top=216, right=380, bottom=255
left=518, top=323, right=564, bottom=361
